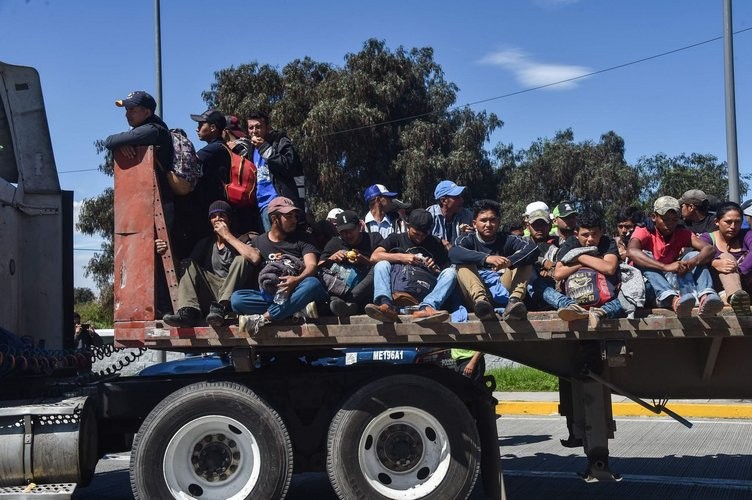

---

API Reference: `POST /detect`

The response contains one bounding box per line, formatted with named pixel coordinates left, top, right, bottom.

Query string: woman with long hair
left=699, top=202, right=752, bottom=315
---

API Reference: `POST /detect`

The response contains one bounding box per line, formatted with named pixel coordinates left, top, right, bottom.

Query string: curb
left=496, top=401, right=752, bottom=419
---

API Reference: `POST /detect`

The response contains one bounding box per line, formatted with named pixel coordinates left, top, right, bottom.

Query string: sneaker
left=365, top=303, right=399, bottom=323
left=557, top=303, right=589, bottom=322
left=698, top=293, right=723, bottom=317
left=304, top=301, right=319, bottom=319
left=206, top=302, right=229, bottom=328
left=502, top=298, right=527, bottom=321
left=672, top=294, right=695, bottom=318
left=162, top=307, right=201, bottom=327
left=330, top=297, right=359, bottom=317
left=588, top=307, right=607, bottom=329
left=411, top=306, right=449, bottom=324
left=238, top=314, right=271, bottom=336
left=474, top=299, right=496, bottom=321
left=729, top=290, right=751, bottom=316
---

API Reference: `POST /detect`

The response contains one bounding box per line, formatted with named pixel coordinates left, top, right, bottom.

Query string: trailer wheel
left=327, top=374, right=480, bottom=499
left=130, top=381, right=292, bottom=500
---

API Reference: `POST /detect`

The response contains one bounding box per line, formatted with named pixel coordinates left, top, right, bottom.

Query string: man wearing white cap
left=363, top=184, right=402, bottom=238
left=427, top=180, right=474, bottom=248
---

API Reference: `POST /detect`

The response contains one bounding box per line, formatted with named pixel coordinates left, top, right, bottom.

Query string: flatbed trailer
left=2, top=61, right=752, bottom=499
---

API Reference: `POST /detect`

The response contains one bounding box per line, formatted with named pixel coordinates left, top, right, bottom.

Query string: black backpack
left=389, top=247, right=438, bottom=301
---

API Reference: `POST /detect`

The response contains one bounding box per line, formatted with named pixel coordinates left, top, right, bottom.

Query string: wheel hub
left=375, top=423, right=423, bottom=472
left=191, top=433, right=240, bottom=481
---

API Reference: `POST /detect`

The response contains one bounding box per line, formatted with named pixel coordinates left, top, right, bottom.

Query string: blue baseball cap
left=364, top=184, right=398, bottom=202
left=115, top=91, right=157, bottom=111
left=434, top=180, right=466, bottom=199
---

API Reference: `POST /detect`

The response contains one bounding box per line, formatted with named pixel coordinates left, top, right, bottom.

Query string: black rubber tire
left=130, top=381, right=292, bottom=500
left=326, top=374, right=481, bottom=499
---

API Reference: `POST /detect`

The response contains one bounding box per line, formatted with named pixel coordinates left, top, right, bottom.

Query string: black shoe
left=163, top=307, right=201, bottom=327
left=502, top=298, right=527, bottom=321
left=206, top=302, right=229, bottom=327
left=330, top=297, right=359, bottom=317
left=474, top=299, right=496, bottom=321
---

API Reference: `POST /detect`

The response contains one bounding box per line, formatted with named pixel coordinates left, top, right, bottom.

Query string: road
left=73, top=415, right=752, bottom=499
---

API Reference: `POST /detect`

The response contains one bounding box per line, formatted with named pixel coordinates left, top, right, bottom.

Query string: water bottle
left=273, top=288, right=289, bottom=305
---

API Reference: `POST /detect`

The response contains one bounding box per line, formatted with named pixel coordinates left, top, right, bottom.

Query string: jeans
left=372, top=261, right=457, bottom=310
left=230, top=277, right=329, bottom=320
left=539, top=287, right=623, bottom=318
left=641, top=251, right=716, bottom=307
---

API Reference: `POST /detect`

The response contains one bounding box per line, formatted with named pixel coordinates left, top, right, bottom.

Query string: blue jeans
left=230, top=277, right=329, bottom=320
left=537, top=284, right=623, bottom=319
left=372, top=261, right=457, bottom=310
left=641, top=251, right=716, bottom=307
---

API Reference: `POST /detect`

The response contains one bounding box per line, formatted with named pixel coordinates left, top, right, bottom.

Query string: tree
left=204, top=39, right=502, bottom=216
left=74, top=287, right=96, bottom=304
left=494, top=129, right=640, bottom=226
left=77, top=142, right=115, bottom=311
left=635, top=153, right=748, bottom=205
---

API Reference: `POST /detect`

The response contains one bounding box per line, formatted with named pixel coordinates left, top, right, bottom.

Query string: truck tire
left=326, top=374, right=480, bottom=499
left=130, top=381, right=292, bottom=500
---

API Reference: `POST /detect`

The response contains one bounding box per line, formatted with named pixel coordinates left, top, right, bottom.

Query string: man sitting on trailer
left=450, top=199, right=539, bottom=321
left=627, top=196, right=722, bottom=317
left=364, top=209, right=457, bottom=323
left=523, top=204, right=561, bottom=311
left=231, top=197, right=329, bottom=335
left=548, top=211, right=624, bottom=328
left=319, top=210, right=383, bottom=317
left=362, top=183, right=403, bottom=238
left=161, top=201, right=260, bottom=328
left=426, top=180, right=474, bottom=249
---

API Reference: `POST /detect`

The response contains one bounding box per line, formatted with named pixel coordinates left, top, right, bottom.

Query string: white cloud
left=479, top=48, right=591, bottom=90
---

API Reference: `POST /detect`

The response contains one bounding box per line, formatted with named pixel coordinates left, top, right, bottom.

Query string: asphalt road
left=73, top=415, right=752, bottom=499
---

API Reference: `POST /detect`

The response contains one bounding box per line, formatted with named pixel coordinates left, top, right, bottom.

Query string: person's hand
left=713, top=258, right=738, bottom=274
left=75, top=323, right=83, bottom=335
left=328, top=250, right=347, bottom=263
left=213, top=219, right=232, bottom=239
left=423, top=256, right=440, bottom=272
left=250, top=135, right=266, bottom=149
left=463, top=361, right=476, bottom=377
left=459, top=223, right=473, bottom=234
left=277, top=275, right=300, bottom=294
left=119, top=144, right=137, bottom=159
left=404, top=253, right=425, bottom=266
left=155, top=239, right=168, bottom=255
left=485, top=255, right=510, bottom=271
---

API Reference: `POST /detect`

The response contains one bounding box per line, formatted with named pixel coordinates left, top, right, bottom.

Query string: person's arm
left=371, top=246, right=424, bottom=266
left=553, top=260, right=582, bottom=281
left=689, top=233, right=715, bottom=266
left=627, top=237, right=670, bottom=272
left=279, top=252, right=318, bottom=294
left=463, top=352, right=483, bottom=378
left=739, top=230, right=752, bottom=276
left=448, top=237, right=487, bottom=266
left=104, top=123, right=162, bottom=150
left=503, top=235, right=540, bottom=269
left=576, top=253, right=619, bottom=276
left=214, top=220, right=262, bottom=265
left=260, top=134, right=301, bottom=179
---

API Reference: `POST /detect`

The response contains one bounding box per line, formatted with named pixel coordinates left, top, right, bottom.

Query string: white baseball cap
left=326, top=208, right=344, bottom=220
left=525, top=201, right=549, bottom=216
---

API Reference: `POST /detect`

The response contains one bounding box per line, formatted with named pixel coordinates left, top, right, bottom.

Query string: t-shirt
left=254, top=149, right=278, bottom=210
left=196, top=139, right=231, bottom=206
left=683, top=215, right=716, bottom=235
left=631, top=226, right=692, bottom=264
left=210, top=244, right=237, bottom=278
left=252, top=232, right=319, bottom=264
left=321, top=232, right=384, bottom=272
left=378, top=232, right=450, bottom=269
left=557, top=234, right=620, bottom=286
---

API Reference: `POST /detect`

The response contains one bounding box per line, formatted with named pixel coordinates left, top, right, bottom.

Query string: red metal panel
left=113, top=147, right=157, bottom=324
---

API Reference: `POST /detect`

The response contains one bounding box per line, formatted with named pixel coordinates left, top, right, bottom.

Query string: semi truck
left=1, top=60, right=751, bottom=499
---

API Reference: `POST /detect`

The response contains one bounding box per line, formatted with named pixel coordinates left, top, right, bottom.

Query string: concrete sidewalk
left=493, top=392, right=752, bottom=419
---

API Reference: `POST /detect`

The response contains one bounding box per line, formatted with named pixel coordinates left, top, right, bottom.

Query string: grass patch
left=488, top=366, right=559, bottom=392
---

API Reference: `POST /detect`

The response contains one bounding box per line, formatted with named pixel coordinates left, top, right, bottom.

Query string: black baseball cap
left=408, top=209, right=433, bottom=232
left=190, top=109, right=227, bottom=129
left=336, top=210, right=360, bottom=231
left=115, top=91, right=157, bottom=111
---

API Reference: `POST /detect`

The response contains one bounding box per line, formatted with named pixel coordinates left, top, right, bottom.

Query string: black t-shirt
left=253, top=232, right=319, bottom=264
left=379, top=232, right=450, bottom=269
left=557, top=234, right=620, bottom=286
left=321, top=232, right=384, bottom=272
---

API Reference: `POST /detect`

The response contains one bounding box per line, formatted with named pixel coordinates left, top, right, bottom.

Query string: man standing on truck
left=450, top=200, right=538, bottom=321
left=231, top=197, right=328, bottom=335
left=232, top=112, right=305, bottom=232
left=161, top=201, right=260, bottom=327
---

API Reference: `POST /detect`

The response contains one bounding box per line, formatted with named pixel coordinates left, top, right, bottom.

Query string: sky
left=1, top=0, right=751, bottom=292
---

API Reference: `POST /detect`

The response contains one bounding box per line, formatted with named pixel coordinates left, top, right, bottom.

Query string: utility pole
left=155, top=0, right=163, bottom=119
left=723, top=0, right=740, bottom=202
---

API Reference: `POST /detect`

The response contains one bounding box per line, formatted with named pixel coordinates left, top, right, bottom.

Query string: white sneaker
left=238, top=314, right=270, bottom=336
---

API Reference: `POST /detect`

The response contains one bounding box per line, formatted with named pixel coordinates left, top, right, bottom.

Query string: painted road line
left=497, top=401, right=752, bottom=419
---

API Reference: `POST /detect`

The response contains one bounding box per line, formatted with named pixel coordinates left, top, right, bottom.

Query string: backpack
left=169, top=129, right=201, bottom=186
left=223, top=145, right=257, bottom=208
left=389, top=247, right=439, bottom=302
left=564, top=267, right=617, bottom=308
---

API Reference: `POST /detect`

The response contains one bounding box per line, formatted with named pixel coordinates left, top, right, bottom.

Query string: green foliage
left=205, top=39, right=502, bottom=217
left=73, top=287, right=96, bottom=304
left=74, top=301, right=113, bottom=329
left=487, top=366, right=559, bottom=392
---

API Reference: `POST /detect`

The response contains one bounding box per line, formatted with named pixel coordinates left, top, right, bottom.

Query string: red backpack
left=223, top=145, right=257, bottom=208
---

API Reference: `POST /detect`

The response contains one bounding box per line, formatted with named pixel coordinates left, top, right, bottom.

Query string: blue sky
left=1, top=0, right=751, bottom=291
